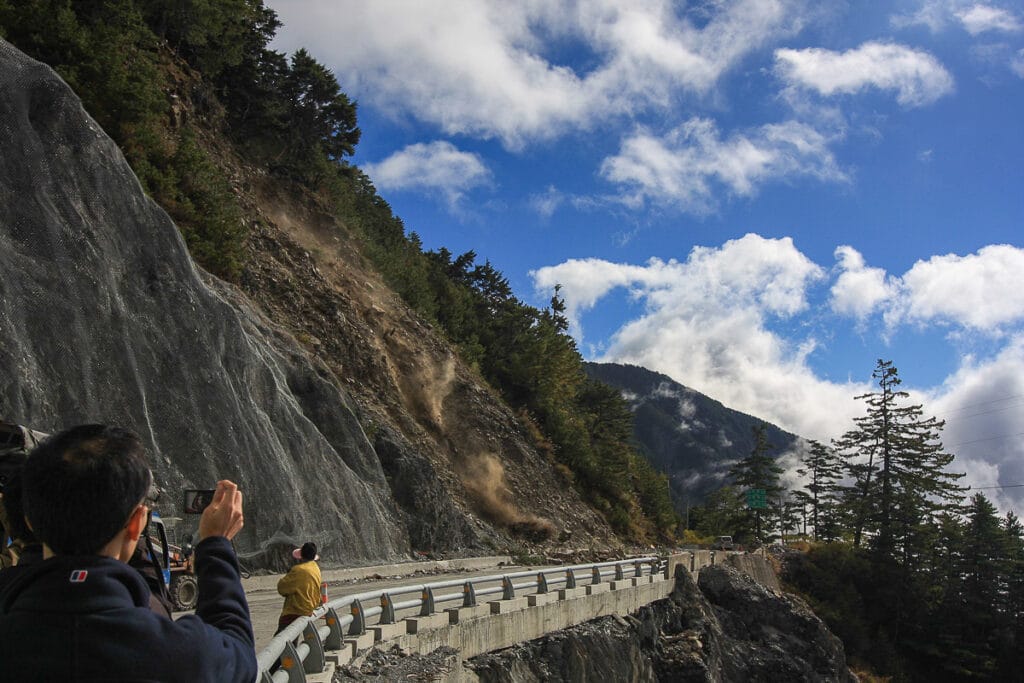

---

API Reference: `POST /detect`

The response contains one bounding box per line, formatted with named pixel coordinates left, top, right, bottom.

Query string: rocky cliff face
left=469, top=562, right=856, bottom=682
left=0, top=41, right=618, bottom=566
left=0, top=40, right=408, bottom=563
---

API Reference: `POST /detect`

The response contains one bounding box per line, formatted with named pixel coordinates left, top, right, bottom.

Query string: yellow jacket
left=277, top=560, right=322, bottom=617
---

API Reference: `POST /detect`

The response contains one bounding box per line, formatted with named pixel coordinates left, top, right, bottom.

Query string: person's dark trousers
left=275, top=613, right=301, bottom=634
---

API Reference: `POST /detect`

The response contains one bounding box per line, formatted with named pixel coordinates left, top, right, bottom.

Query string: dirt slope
left=226, top=164, right=620, bottom=557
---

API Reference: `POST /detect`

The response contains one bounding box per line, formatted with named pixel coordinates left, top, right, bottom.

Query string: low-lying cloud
left=533, top=236, right=1024, bottom=512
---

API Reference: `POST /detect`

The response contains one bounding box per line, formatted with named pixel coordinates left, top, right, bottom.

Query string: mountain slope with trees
left=583, top=362, right=799, bottom=512
left=0, top=1, right=676, bottom=549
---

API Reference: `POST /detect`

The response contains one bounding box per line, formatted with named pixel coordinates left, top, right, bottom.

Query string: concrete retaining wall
left=389, top=573, right=676, bottom=660
left=724, top=553, right=780, bottom=592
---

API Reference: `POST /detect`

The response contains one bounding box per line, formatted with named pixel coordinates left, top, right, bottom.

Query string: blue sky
left=268, top=1, right=1024, bottom=513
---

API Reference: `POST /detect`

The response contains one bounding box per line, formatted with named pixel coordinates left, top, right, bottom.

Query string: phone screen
left=182, top=489, right=216, bottom=514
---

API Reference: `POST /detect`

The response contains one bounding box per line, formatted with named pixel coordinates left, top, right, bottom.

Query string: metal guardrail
left=256, top=556, right=664, bottom=683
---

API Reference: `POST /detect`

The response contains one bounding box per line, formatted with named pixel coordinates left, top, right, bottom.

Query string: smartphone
left=183, top=489, right=216, bottom=514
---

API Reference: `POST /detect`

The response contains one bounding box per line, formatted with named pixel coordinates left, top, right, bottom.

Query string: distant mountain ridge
left=584, top=362, right=801, bottom=510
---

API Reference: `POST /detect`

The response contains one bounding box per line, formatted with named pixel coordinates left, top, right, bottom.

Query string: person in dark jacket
left=0, top=424, right=256, bottom=682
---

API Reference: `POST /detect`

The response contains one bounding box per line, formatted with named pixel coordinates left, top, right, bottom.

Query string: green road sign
left=746, top=488, right=767, bottom=509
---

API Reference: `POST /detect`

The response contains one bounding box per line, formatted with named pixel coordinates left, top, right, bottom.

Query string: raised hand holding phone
left=198, top=480, right=244, bottom=541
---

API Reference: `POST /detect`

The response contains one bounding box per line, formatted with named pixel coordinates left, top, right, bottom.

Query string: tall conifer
left=834, top=359, right=966, bottom=559
left=794, top=439, right=843, bottom=541
left=729, top=423, right=783, bottom=543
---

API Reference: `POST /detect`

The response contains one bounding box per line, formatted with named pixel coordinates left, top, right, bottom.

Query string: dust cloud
left=459, top=453, right=555, bottom=542
left=418, top=356, right=455, bottom=428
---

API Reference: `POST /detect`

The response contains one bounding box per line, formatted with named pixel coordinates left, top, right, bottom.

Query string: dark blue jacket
left=0, top=536, right=256, bottom=682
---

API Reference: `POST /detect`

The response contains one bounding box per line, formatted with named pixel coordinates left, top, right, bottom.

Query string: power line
left=943, top=400, right=1024, bottom=424
left=948, top=431, right=1024, bottom=448
left=940, top=393, right=1024, bottom=416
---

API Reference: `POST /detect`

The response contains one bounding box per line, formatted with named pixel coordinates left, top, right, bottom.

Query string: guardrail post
left=349, top=599, right=366, bottom=635
left=634, top=560, right=643, bottom=578
left=323, top=607, right=342, bottom=650
left=301, top=619, right=326, bottom=674
left=462, top=581, right=477, bottom=607
left=566, top=568, right=576, bottom=589
left=591, top=567, right=601, bottom=584
left=536, top=572, right=549, bottom=594
left=420, top=587, right=436, bottom=616
left=502, top=575, right=515, bottom=600
left=380, top=592, right=396, bottom=624
left=614, top=563, right=625, bottom=581
left=278, top=640, right=306, bottom=683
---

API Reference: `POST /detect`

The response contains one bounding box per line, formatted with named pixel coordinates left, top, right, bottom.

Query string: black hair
left=23, top=424, right=151, bottom=555
left=300, top=542, right=317, bottom=561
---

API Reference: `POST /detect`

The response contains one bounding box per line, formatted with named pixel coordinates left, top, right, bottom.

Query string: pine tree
left=279, top=48, right=359, bottom=182
left=769, top=491, right=803, bottom=544
left=728, top=423, right=783, bottom=543
left=694, top=485, right=746, bottom=539
left=834, top=359, right=966, bottom=558
left=950, top=493, right=1006, bottom=677
left=996, top=511, right=1024, bottom=678
left=794, top=439, right=843, bottom=541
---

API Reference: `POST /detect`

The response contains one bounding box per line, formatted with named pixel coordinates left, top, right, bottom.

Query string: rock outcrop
left=469, top=562, right=856, bottom=682
left=0, top=40, right=409, bottom=563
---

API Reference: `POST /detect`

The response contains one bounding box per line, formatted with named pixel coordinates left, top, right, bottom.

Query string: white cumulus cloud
left=888, top=245, right=1024, bottom=331
left=532, top=234, right=858, bottom=440
left=827, top=244, right=1024, bottom=333
left=363, top=141, right=492, bottom=207
left=957, top=5, right=1023, bottom=34
left=775, top=41, right=955, bottom=107
left=830, top=245, right=896, bottom=320
left=267, top=0, right=810, bottom=148
left=599, top=118, right=846, bottom=213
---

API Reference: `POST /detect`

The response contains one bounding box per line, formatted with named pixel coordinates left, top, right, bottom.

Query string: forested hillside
left=0, top=1, right=676, bottom=542
left=718, top=359, right=1023, bottom=681
left=584, top=362, right=799, bottom=511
